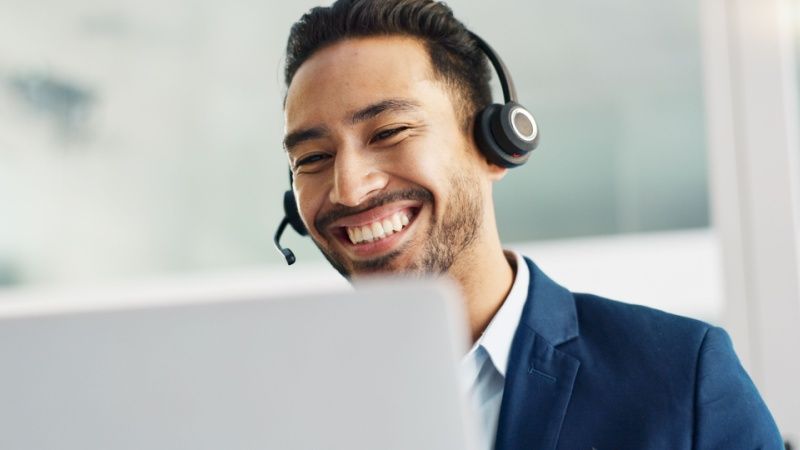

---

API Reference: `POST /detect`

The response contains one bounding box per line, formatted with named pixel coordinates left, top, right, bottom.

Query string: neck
left=450, top=237, right=515, bottom=343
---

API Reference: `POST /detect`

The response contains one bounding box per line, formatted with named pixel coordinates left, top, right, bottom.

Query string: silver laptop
left=0, top=280, right=477, bottom=450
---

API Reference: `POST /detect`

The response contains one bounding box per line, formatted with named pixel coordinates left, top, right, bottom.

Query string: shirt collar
left=464, top=250, right=530, bottom=378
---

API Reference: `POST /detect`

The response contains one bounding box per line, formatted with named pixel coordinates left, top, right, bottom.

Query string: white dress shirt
left=460, top=251, right=530, bottom=450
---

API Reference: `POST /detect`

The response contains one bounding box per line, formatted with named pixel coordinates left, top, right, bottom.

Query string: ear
left=466, top=120, right=509, bottom=182
left=484, top=159, right=509, bottom=181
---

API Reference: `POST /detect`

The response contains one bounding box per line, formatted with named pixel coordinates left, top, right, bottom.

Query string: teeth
left=382, top=219, right=394, bottom=236
left=345, top=211, right=412, bottom=245
left=371, top=222, right=385, bottom=239
left=362, top=227, right=374, bottom=242
left=391, top=214, right=402, bottom=232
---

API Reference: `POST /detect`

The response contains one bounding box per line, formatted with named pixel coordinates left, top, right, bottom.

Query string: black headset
left=274, top=31, right=538, bottom=265
left=274, top=171, right=308, bottom=265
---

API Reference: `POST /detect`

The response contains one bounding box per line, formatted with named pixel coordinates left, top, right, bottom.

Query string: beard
left=311, top=171, right=483, bottom=279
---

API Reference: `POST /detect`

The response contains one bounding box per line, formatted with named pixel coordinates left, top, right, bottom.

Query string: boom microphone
left=273, top=217, right=297, bottom=265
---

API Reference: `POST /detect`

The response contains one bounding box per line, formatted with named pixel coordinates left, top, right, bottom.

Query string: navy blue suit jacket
left=494, top=258, right=783, bottom=449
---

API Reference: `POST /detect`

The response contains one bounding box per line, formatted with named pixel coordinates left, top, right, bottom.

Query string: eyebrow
left=283, top=126, right=329, bottom=153
left=283, top=98, right=422, bottom=153
left=349, top=98, right=422, bottom=124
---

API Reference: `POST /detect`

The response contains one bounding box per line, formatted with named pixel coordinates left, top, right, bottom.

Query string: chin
left=322, top=245, right=428, bottom=280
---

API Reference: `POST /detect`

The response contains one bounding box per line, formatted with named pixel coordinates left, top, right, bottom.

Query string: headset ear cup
left=492, top=101, right=538, bottom=153
left=474, top=104, right=530, bottom=168
left=283, top=190, right=308, bottom=236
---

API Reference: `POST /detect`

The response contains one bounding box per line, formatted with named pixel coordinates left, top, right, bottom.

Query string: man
left=280, top=0, right=783, bottom=448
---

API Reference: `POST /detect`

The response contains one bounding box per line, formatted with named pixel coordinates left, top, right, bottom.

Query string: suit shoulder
left=569, top=292, right=713, bottom=359
left=573, top=292, right=711, bottom=335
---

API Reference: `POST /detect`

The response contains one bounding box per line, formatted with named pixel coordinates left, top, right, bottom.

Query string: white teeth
left=345, top=211, right=413, bottom=245
left=362, top=226, right=374, bottom=242
left=382, top=219, right=394, bottom=236
left=371, top=221, right=385, bottom=239
left=391, top=214, right=402, bottom=232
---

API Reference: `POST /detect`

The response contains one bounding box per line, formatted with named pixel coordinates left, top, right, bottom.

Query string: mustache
left=315, top=188, right=433, bottom=231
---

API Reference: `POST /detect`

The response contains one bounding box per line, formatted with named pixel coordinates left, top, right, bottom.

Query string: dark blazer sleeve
left=692, top=326, right=783, bottom=449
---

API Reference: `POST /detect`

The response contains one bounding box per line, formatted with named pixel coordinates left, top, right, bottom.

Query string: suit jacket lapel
left=494, top=258, right=581, bottom=450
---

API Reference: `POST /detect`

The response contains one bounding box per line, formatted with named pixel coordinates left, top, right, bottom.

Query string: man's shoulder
left=556, top=293, right=782, bottom=448
left=513, top=259, right=783, bottom=446
left=519, top=256, right=714, bottom=354
left=571, top=291, right=712, bottom=340
left=564, top=292, right=715, bottom=369
left=521, top=256, right=722, bottom=376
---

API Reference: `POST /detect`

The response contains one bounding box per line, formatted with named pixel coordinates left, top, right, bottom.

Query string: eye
left=371, top=126, right=409, bottom=144
left=295, top=153, right=329, bottom=167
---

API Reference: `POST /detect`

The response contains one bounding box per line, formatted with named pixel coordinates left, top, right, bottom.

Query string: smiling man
left=280, top=0, right=783, bottom=448
left=284, top=33, right=512, bottom=337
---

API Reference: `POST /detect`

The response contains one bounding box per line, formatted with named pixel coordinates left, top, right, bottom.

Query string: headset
left=274, top=31, right=539, bottom=265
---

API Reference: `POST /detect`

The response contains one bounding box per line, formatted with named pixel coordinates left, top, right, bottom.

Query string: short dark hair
left=284, top=0, right=492, bottom=129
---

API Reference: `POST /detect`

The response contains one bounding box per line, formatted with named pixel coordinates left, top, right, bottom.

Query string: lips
left=345, top=210, right=412, bottom=244
left=315, top=188, right=434, bottom=264
left=324, top=203, right=421, bottom=259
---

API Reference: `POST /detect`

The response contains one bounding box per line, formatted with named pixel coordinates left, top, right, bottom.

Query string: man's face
left=283, top=36, right=501, bottom=278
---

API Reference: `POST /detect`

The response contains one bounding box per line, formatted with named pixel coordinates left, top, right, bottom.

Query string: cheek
left=294, top=182, right=326, bottom=235
left=398, top=135, right=470, bottom=192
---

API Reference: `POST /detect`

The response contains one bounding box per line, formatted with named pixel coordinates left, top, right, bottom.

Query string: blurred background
left=0, top=0, right=798, bottom=442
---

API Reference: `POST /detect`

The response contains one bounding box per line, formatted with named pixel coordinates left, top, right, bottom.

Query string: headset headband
left=468, top=32, right=517, bottom=104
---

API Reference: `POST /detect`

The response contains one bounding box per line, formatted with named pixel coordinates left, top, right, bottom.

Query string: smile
left=327, top=203, right=421, bottom=257
left=345, top=210, right=412, bottom=245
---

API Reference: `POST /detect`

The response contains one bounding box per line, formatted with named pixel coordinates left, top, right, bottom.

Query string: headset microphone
left=274, top=31, right=537, bottom=264
left=273, top=180, right=308, bottom=265
left=273, top=217, right=296, bottom=265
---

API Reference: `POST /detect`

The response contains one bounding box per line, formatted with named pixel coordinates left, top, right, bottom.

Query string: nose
left=329, top=147, right=388, bottom=207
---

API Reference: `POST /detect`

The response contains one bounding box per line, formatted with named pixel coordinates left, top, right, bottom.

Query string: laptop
left=0, top=279, right=478, bottom=450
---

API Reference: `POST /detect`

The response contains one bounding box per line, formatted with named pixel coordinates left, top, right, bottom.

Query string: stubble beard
left=313, top=172, right=483, bottom=280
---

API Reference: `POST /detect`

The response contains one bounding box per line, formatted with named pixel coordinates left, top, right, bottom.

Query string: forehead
left=284, top=36, right=442, bottom=128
